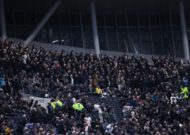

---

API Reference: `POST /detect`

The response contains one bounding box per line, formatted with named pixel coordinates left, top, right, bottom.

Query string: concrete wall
left=8, top=38, right=184, bottom=63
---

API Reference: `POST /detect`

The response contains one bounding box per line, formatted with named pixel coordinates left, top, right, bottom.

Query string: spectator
left=0, top=39, right=190, bottom=134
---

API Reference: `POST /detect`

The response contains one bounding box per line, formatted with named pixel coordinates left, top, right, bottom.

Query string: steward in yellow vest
left=181, top=87, right=189, bottom=99
left=50, top=101, right=57, bottom=110
left=56, top=100, right=63, bottom=108
left=50, top=100, right=63, bottom=110
left=95, top=87, right=102, bottom=95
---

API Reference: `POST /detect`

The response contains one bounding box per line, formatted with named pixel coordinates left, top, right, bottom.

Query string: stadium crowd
left=0, top=39, right=190, bottom=135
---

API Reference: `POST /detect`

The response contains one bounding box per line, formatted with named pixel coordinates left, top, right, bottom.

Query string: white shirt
left=22, top=54, right=28, bottom=64
left=105, top=124, right=113, bottom=134
left=84, top=117, right=92, bottom=127
left=170, top=96, right=177, bottom=104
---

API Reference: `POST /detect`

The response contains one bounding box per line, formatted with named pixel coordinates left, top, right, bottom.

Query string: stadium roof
left=5, top=0, right=190, bottom=14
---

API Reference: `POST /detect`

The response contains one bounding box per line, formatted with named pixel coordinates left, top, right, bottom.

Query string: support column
left=0, top=0, right=7, bottom=41
left=79, top=11, right=85, bottom=48
left=90, top=0, right=100, bottom=56
left=24, top=0, right=61, bottom=46
left=179, top=0, right=190, bottom=60
left=169, top=13, right=176, bottom=56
